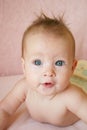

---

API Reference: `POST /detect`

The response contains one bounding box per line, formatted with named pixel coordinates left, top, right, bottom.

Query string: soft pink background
left=0, top=0, right=87, bottom=76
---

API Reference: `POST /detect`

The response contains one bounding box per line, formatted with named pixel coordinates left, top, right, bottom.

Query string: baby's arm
left=66, top=86, right=87, bottom=124
left=0, top=78, right=27, bottom=130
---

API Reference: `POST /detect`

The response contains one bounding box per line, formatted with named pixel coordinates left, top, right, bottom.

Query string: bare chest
left=25, top=91, right=73, bottom=125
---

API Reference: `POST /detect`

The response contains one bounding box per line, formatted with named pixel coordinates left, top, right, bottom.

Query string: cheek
left=57, top=69, right=72, bottom=84
left=25, top=64, right=38, bottom=76
left=26, top=74, right=39, bottom=89
left=25, top=67, right=40, bottom=85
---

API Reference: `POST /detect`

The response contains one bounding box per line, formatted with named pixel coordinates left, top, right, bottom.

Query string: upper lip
left=41, top=80, right=55, bottom=84
left=41, top=78, right=55, bottom=84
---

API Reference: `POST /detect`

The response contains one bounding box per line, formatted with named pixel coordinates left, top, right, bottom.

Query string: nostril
left=44, top=72, right=55, bottom=77
left=44, top=73, right=49, bottom=77
left=43, top=74, right=46, bottom=77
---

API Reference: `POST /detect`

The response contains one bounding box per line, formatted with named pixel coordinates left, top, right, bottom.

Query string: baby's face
left=23, top=33, right=76, bottom=96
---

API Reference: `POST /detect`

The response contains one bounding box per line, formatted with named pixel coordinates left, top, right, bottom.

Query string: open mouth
left=42, top=82, right=54, bottom=88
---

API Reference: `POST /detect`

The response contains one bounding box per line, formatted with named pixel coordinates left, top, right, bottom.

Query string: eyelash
left=33, top=60, right=65, bottom=66
left=33, top=59, right=42, bottom=66
left=55, top=60, right=65, bottom=66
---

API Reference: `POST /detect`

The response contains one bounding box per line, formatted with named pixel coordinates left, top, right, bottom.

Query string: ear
left=21, top=58, right=25, bottom=74
left=72, top=59, right=77, bottom=72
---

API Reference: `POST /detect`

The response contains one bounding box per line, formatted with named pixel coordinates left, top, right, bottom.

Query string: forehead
left=25, top=32, right=71, bottom=47
left=24, top=33, right=74, bottom=58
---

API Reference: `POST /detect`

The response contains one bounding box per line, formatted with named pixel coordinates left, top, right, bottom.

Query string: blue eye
left=33, top=60, right=42, bottom=66
left=55, top=60, right=65, bottom=66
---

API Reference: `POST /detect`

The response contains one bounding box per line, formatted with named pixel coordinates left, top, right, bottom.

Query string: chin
left=37, top=88, right=56, bottom=96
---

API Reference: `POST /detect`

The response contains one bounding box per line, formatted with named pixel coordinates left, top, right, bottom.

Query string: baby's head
left=22, top=14, right=75, bottom=61
left=21, top=14, right=77, bottom=96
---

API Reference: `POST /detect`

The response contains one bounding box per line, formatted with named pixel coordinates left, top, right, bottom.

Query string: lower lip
left=42, top=83, right=54, bottom=88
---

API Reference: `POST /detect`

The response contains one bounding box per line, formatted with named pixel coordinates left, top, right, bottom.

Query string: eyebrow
left=27, top=53, right=43, bottom=59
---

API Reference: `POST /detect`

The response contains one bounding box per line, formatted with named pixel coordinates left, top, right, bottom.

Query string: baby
left=0, top=14, right=87, bottom=129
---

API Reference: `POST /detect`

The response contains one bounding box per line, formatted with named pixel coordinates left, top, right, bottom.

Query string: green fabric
left=70, top=76, right=87, bottom=92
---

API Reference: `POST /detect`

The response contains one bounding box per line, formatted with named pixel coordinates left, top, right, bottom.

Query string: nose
left=43, top=68, right=56, bottom=77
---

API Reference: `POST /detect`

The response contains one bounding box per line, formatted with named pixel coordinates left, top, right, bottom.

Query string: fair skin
left=0, top=32, right=87, bottom=129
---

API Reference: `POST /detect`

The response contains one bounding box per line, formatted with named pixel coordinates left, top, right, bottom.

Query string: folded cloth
left=73, top=60, right=87, bottom=80
left=70, top=60, right=87, bottom=92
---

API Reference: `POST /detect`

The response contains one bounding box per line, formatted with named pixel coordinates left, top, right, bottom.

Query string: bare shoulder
left=13, top=77, right=29, bottom=96
left=15, top=77, right=29, bottom=88
left=1, top=77, right=28, bottom=104
left=65, top=84, right=87, bottom=112
left=66, top=84, right=86, bottom=99
left=15, top=77, right=27, bottom=87
left=0, top=77, right=29, bottom=115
